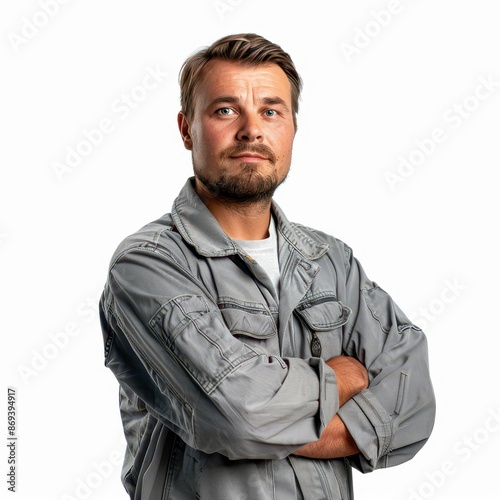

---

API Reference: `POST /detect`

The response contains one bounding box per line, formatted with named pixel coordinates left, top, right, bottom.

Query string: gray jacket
left=99, top=178, right=435, bottom=499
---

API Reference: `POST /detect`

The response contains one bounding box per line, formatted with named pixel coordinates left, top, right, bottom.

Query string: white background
left=1, top=1, right=499, bottom=499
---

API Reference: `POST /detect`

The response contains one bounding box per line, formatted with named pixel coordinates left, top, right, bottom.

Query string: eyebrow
left=208, top=95, right=290, bottom=111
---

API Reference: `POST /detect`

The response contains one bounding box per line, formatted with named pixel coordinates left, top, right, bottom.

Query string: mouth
left=231, top=153, right=268, bottom=162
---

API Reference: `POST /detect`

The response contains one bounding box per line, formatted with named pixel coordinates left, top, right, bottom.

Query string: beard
left=195, top=164, right=282, bottom=203
left=193, top=143, right=289, bottom=204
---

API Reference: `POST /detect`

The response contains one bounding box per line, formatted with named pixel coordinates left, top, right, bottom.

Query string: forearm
left=293, top=414, right=359, bottom=459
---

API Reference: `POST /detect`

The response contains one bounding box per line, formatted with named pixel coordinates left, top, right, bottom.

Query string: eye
left=217, top=107, right=234, bottom=116
left=264, top=109, right=277, bottom=117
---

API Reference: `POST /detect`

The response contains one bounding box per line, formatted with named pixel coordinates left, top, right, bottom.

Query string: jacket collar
left=172, top=178, right=329, bottom=260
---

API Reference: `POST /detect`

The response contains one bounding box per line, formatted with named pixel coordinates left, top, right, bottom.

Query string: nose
left=236, top=112, right=264, bottom=142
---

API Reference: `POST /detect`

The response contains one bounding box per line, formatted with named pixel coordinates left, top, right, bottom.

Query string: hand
left=326, top=356, right=368, bottom=407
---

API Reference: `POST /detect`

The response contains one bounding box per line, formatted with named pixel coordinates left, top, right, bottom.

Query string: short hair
left=179, top=33, right=302, bottom=128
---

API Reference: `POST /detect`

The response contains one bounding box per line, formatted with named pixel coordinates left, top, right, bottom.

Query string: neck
left=195, top=178, right=272, bottom=240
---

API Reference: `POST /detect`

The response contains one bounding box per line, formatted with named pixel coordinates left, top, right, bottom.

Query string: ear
left=177, top=112, right=193, bottom=150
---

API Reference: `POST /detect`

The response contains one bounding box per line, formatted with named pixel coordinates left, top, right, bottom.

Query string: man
left=99, top=33, right=435, bottom=499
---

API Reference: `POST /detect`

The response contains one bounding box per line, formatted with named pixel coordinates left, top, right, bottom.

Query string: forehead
left=194, top=59, right=292, bottom=105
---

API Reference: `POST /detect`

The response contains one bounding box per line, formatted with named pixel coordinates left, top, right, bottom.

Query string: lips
left=231, top=153, right=268, bottom=160
left=222, top=144, right=276, bottom=164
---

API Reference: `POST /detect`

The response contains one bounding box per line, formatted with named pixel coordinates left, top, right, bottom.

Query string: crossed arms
left=102, top=235, right=435, bottom=467
left=294, top=355, right=369, bottom=459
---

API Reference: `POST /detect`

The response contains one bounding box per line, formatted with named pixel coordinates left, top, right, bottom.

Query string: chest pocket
left=217, top=298, right=279, bottom=354
left=295, top=295, right=351, bottom=359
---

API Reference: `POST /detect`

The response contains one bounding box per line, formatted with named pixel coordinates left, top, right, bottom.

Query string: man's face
left=178, top=59, right=296, bottom=204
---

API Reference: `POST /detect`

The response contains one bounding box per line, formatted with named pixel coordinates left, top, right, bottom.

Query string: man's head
left=177, top=34, right=302, bottom=205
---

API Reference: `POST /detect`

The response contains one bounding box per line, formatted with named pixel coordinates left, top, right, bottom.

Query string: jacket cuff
left=307, top=358, right=339, bottom=434
left=337, top=389, right=393, bottom=472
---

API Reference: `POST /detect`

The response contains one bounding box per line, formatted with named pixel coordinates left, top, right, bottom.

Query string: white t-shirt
left=233, top=216, right=280, bottom=295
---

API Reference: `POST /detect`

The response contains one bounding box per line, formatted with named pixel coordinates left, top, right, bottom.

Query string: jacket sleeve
left=100, top=243, right=338, bottom=460
left=336, top=245, right=436, bottom=473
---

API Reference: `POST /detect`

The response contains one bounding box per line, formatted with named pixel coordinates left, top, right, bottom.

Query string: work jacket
left=99, top=178, right=436, bottom=499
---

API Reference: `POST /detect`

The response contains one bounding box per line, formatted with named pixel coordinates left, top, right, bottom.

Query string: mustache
left=220, top=143, right=277, bottom=164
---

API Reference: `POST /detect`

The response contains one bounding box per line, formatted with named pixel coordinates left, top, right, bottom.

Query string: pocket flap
left=218, top=301, right=277, bottom=339
left=296, top=296, right=351, bottom=331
